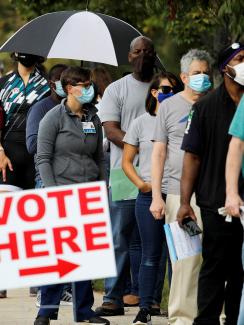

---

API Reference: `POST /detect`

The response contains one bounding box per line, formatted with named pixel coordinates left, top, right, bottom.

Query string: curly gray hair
left=180, top=49, right=213, bottom=73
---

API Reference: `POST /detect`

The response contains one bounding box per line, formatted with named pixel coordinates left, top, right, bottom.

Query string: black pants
left=0, top=140, right=35, bottom=189
left=194, top=209, right=243, bottom=325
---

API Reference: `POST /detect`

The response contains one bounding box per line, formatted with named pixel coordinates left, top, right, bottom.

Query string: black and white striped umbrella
left=0, top=11, right=163, bottom=68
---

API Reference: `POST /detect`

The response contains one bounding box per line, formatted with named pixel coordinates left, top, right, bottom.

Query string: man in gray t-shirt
left=96, top=36, right=157, bottom=318
left=152, top=92, right=191, bottom=194
left=99, top=73, right=150, bottom=171
left=150, top=49, right=212, bottom=325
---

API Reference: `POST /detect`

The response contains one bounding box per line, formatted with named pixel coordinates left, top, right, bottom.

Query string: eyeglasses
left=72, top=82, right=92, bottom=88
left=158, top=86, right=174, bottom=94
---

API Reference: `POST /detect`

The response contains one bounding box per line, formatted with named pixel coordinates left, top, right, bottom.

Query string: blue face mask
left=188, top=74, right=211, bottom=93
left=54, top=80, right=66, bottom=98
left=76, top=85, right=95, bottom=104
left=157, top=92, right=174, bottom=103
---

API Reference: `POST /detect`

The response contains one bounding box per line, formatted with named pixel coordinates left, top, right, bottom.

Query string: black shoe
left=34, top=316, right=50, bottom=325
left=150, top=306, right=161, bottom=316
left=132, top=308, right=152, bottom=325
left=95, top=302, right=124, bottom=316
left=84, top=316, right=110, bottom=324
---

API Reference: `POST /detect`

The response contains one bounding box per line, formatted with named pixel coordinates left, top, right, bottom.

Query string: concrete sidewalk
left=0, top=288, right=168, bottom=325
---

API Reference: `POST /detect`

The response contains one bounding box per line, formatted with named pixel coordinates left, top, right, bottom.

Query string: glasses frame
left=72, top=81, right=92, bottom=89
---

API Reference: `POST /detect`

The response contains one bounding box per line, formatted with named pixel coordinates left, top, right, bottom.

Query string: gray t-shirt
left=152, top=93, right=192, bottom=195
left=100, top=74, right=150, bottom=170
left=123, top=112, right=168, bottom=194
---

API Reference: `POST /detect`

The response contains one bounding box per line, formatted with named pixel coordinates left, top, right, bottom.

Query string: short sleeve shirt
left=123, top=112, right=168, bottom=194
left=181, top=83, right=244, bottom=211
left=99, top=74, right=150, bottom=170
left=152, top=93, right=192, bottom=195
left=229, top=94, right=244, bottom=176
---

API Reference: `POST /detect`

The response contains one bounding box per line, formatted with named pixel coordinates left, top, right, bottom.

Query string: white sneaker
left=35, top=290, right=41, bottom=308
left=60, top=289, right=72, bottom=306
left=35, top=289, right=73, bottom=308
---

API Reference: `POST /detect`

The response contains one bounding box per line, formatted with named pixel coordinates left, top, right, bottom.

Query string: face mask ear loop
left=225, top=72, right=234, bottom=81
left=224, top=64, right=235, bottom=81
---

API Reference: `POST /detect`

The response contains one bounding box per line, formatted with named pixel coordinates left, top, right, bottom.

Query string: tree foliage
left=1, top=0, right=243, bottom=73
left=10, top=0, right=244, bottom=47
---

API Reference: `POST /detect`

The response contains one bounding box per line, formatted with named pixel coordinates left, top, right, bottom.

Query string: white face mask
left=227, top=62, right=244, bottom=86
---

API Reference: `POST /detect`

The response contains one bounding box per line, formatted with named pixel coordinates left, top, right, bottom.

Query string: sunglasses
left=158, top=86, right=174, bottom=94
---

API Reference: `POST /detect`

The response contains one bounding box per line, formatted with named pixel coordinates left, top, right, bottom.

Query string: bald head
left=130, top=36, right=154, bottom=52
left=128, top=36, right=156, bottom=82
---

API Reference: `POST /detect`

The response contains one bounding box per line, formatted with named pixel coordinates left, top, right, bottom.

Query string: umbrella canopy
left=0, top=11, right=164, bottom=68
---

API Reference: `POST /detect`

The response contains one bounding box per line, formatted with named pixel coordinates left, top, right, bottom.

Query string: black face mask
left=17, top=54, right=38, bottom=68
left=131, top=54, right=155, bottom=79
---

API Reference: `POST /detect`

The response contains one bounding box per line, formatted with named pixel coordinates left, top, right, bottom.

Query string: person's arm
left=225, top=137, right=244, bottom=217
left=149, top=103, right=168, bottom=220
left=36, top=110, right=58, bottom=187
left=177, top=103, right=203, bottom=225
left=26, top=103, right=43, bottom=155
left=122, top=143, right=151, bottom=192
left=177, top=152, right=201, bottom=225
left=103, top=121, right=125, bottom=149
left=150, top=142, right=167, bottom=219
left=99, top=82, right=125, bottom=149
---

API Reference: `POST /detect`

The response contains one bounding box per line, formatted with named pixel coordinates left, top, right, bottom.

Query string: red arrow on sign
left=19, top=259, right=79, bottom=278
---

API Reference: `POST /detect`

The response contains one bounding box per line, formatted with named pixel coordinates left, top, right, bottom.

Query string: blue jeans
left=135, top=191, right=170, bottom=309
left=123, top=224, right=142, bottom=296
left=103, top=191, right=141, bottom=307
left=153, top=240, right=172, bottom=305
left=128, top=222, right=141, bottom=295
left=238, top=239, right=244, bottom=325
left=38, top=281, right=95, bottom=321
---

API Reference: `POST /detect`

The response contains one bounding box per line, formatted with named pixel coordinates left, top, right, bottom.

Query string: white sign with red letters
left=0, top=181, right=116, bottom=290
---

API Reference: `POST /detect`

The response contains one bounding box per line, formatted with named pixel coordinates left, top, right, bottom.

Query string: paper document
left=110, top=168, right=138, bottom=201
left=164, top=221, right=202, bottom=262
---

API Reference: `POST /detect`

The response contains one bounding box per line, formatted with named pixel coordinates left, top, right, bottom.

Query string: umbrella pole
left=86, top=0, right=90, bottom=11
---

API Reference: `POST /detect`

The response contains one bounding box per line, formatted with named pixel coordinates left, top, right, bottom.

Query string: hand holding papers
left=164, top=221, right=202, bottom=262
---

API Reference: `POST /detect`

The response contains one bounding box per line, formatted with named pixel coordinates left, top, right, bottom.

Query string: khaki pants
left=165, top=194, right=202, bottom=325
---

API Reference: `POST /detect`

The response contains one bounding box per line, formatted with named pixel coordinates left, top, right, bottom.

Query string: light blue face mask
left=76, top=85, right=95, bottom=104
left=188, top=74, right=211, bottom=93
left=54, top=80, right=66, bottom=98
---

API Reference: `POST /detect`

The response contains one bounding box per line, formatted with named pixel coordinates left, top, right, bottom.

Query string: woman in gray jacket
left=34, top=66, right=108, bottom=325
